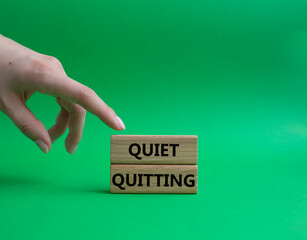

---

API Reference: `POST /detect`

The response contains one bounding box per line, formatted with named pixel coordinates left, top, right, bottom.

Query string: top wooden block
left=111, top=135, right=197, bottom=164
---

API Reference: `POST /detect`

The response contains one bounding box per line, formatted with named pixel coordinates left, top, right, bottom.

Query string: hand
left=0, top=34, right=125, bottom=154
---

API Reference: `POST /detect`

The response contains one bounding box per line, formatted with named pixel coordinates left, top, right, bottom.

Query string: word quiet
left=129, top=143, right=180, bottom=160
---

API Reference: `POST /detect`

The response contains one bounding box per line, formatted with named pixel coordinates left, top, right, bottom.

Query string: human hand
left=0, top=34, right=125, bottom=154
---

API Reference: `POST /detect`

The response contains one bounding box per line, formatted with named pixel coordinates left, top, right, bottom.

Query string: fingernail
left=116, top=116, right=126, bottom=130
left=69, top=145, right=78, bottom=155
left=35, top=139, right=49, bottom=154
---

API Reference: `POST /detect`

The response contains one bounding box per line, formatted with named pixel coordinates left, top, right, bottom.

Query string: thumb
left=1, top=94, right=51, bottom=153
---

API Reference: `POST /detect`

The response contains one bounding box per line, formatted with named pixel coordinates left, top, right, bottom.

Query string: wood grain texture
left=110, top=164, right=197, bottom=194
left=111, top=135, right=197, bottom=164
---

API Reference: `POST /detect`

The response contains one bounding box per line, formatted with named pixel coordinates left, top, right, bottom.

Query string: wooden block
left=111, top=135, right=197, bottom=164
left=110, top=164, right=197, bottom=194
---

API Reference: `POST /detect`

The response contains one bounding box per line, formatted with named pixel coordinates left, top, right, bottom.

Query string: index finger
left=33, top=72, right=125, bottom=131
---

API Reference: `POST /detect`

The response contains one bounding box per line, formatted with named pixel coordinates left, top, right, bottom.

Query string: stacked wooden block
left=110, top=135, right=198, bottom=194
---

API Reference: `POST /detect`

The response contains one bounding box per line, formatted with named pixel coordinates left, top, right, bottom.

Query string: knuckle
left=19, top=123, right=34, bottom=135
left=72, top=105, right=86, bottom=116
left=47, top=56, right=62, bottom=67
left=105, top=106, right=115, bottom=115
left=78, top=86, right=96, bottom=100
left=24, top=56, right=54, bottom=80
left=0, top=96, right=5, bottom=111
left=0, top=95, right=11, bottom=113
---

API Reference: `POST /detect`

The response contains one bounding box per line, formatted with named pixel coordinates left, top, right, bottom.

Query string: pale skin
left=0, top=34, right=125, bottom=154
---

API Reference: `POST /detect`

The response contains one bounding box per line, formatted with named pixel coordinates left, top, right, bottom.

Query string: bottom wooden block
left=110, top=165, right=197, bottom=194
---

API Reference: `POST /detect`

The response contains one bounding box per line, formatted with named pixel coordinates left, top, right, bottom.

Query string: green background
left=0, top=0, right=307, bottom=239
